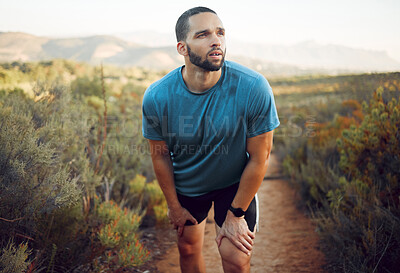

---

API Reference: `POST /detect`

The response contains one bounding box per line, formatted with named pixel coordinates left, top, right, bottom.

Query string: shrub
left=145, top=181, right=165, bottom=208
left=0, top=85, right=92, bottom=271
left=129, top=174, right=147, bottom=196
left=0, top=61, right=161, bottom=271
left=281, top=85, right=400, bottom=272
left=94, top=199, right=149, bottom=270
left=153, top=202, right=169, bottom=226
left=0, top=94, right=81, bottom=235
left=0, top=241, right=31, bottom=273
left=145, top=181, right=169, bottom=225
left=324, top=88, right=400, bottom=272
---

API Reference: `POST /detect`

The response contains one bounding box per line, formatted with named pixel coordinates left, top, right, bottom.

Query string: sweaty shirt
left=142, top=60, right=280, bottom=197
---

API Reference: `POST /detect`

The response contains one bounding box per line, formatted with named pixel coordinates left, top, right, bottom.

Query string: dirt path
left=154, top=154, right=326, bottom=272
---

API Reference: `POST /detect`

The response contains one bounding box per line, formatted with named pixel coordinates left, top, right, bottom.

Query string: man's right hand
left=167, top=206, right=198, bottom=236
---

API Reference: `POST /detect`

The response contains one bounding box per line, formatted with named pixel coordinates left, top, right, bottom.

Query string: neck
left=182, top=62, right=222, bottom=93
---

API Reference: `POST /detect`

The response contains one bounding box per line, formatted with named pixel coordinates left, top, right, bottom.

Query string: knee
left=219, top=239, right=251, bottom=270
left=221, top=251, right=251, bottom=270
left=178, top=239, right=202, bottom=258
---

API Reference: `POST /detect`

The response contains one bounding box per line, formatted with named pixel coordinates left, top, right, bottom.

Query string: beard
left=187, top=45, right=225, bottom=71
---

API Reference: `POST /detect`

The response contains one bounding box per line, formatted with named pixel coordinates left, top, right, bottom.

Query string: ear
left=177, top=41, right=188, bottom=57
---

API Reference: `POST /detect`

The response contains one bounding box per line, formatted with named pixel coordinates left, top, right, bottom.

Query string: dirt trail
left=154, top=154, right=326, bottom=272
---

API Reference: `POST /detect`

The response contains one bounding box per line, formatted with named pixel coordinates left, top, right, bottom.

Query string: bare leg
left=215, top=225, right=252, bottom=273
left=177, top=220, right=207, bottom=273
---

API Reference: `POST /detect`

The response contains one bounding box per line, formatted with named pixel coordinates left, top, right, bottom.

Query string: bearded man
left=142, top=6, right=280, bottom=273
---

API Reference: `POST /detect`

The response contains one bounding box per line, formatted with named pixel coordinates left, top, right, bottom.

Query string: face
left=185, top=12, right=226, bottom=71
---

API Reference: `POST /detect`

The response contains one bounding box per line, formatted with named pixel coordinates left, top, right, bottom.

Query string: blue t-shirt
left=142, top=60, right=280, bottom=197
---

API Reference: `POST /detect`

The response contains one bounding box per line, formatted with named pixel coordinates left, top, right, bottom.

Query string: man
left=142, top=6, right=279, bottom=273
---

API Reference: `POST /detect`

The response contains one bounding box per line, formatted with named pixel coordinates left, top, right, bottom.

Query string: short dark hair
left=175, top=6, right=217, bottom=42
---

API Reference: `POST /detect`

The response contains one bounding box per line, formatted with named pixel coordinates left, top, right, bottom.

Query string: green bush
left=0, top=60, right=166, bottom=271
left=0, top=241, right=31, bottom=273
left=0, top=85, right=92, bottom=271
left=0, top=95, right=81, bottom=230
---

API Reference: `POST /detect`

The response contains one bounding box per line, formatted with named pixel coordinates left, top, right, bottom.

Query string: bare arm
left=147, top=139, right=197, bottom=235
left=216, top=130, right=274, bottom=254
left=148, top=139, right=179, bottom=208
left=232, top=130, right=273, bottom=210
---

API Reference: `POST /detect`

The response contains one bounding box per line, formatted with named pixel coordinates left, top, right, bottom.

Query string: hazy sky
left=1, top=0, right=400, bottom=61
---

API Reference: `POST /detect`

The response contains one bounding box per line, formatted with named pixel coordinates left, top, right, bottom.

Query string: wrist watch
left=229, top=205, right=246, bottom=217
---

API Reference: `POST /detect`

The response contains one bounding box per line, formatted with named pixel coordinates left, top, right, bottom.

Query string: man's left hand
left=215, top=211, right=255, bottom=256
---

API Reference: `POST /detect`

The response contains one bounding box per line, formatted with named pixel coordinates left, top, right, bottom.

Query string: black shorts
left=177, top=183, right=258, bottom=232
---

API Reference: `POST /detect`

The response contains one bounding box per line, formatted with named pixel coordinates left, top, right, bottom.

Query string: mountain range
left=1, top=31, right=399, bottom=76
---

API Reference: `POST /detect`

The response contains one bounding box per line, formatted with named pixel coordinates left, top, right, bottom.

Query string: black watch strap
left=229, top=205, right=246, bottom=217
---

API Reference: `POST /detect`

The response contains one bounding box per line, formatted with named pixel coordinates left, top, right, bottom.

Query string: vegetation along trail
left=154, top=154, right=326, bottom=272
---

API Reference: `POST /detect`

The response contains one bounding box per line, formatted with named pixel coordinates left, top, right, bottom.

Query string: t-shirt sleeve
left=142, top=91, right=164, bottom=141
left=247, top=75, right=280, bottom=137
